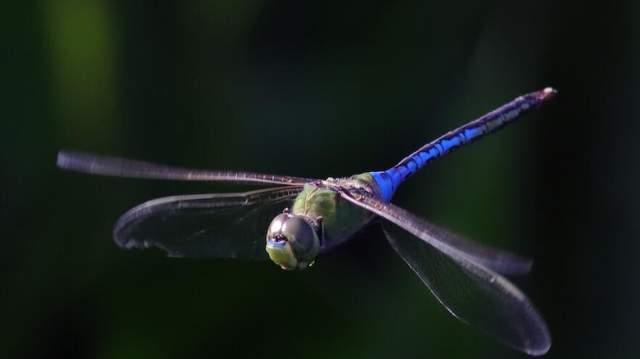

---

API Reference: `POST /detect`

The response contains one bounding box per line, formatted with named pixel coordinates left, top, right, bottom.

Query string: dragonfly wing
left=114, top=186, right=303, bottom=259
left=340, top=191, right=531, bottom=275
left=339, top=191, right=550, bottom=355
left=394, top=216, right=532, bottom=275
left=383, top=224, right=550, bottom=355
left=57, top=151, right=317, bottom=186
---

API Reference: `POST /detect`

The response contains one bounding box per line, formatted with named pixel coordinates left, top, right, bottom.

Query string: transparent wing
left=394, top=215, right=532, bottom=275
left=340, top=191, right=551, bottom=355
left=339, top=191, right=531, bottom=275
left=57, top=150, right=317, bottom=186
left=114, top=186, right=303, bottom=259
left=383, top=225, right=550, bottom=355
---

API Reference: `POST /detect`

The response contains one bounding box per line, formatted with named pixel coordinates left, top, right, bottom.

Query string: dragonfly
left=57, top=87, right=556, bottom=356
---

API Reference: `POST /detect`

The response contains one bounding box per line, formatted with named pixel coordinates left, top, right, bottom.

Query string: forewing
left=340, top=191, right=532, bottom=275
left=398, top=216, right=532, bottom=275
left=57, top=150, right=316, bottom=186
left=340, top=191, right=550, bottom=355
left=114, top=186, right=302, bottom=259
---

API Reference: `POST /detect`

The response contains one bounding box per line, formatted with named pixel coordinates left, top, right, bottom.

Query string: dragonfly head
left=266, top=212, right=320, bottom=270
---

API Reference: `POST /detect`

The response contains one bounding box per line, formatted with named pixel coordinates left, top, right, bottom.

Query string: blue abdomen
left=370, top=88, right=557, bottom=202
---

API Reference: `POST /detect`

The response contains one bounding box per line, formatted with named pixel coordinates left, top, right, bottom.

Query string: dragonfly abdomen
left=370, top=88, right=557, bottom=201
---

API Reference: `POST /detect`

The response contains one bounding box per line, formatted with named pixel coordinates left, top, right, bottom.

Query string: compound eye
left=267, top=213, right=290, bottom=238
left=282, top=216, right=317, bottom=253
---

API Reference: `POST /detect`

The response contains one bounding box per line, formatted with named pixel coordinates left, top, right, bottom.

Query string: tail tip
left=56, top=151, right=68, bottom=169
left=539, top=87, right=558, bottom=100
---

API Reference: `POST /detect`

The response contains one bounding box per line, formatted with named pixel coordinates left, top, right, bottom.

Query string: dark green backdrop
left=3, top=1, right=639, bottom=358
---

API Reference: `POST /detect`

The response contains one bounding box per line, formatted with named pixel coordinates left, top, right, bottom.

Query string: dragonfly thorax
left=265, top=212, right=320, bottom=270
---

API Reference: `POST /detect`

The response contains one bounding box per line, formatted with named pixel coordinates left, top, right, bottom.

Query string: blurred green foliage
left=3, top=1, right=639, bottom=358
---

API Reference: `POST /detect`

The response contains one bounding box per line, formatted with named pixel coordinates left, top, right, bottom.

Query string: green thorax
left=291, top=173, right=377, bottom=251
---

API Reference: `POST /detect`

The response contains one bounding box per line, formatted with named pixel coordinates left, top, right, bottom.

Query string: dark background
left=3, top=1, right=638, bottom=358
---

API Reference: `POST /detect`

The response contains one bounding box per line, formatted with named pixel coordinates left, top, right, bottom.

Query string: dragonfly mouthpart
left=267, top=234, right=288, bottom=248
